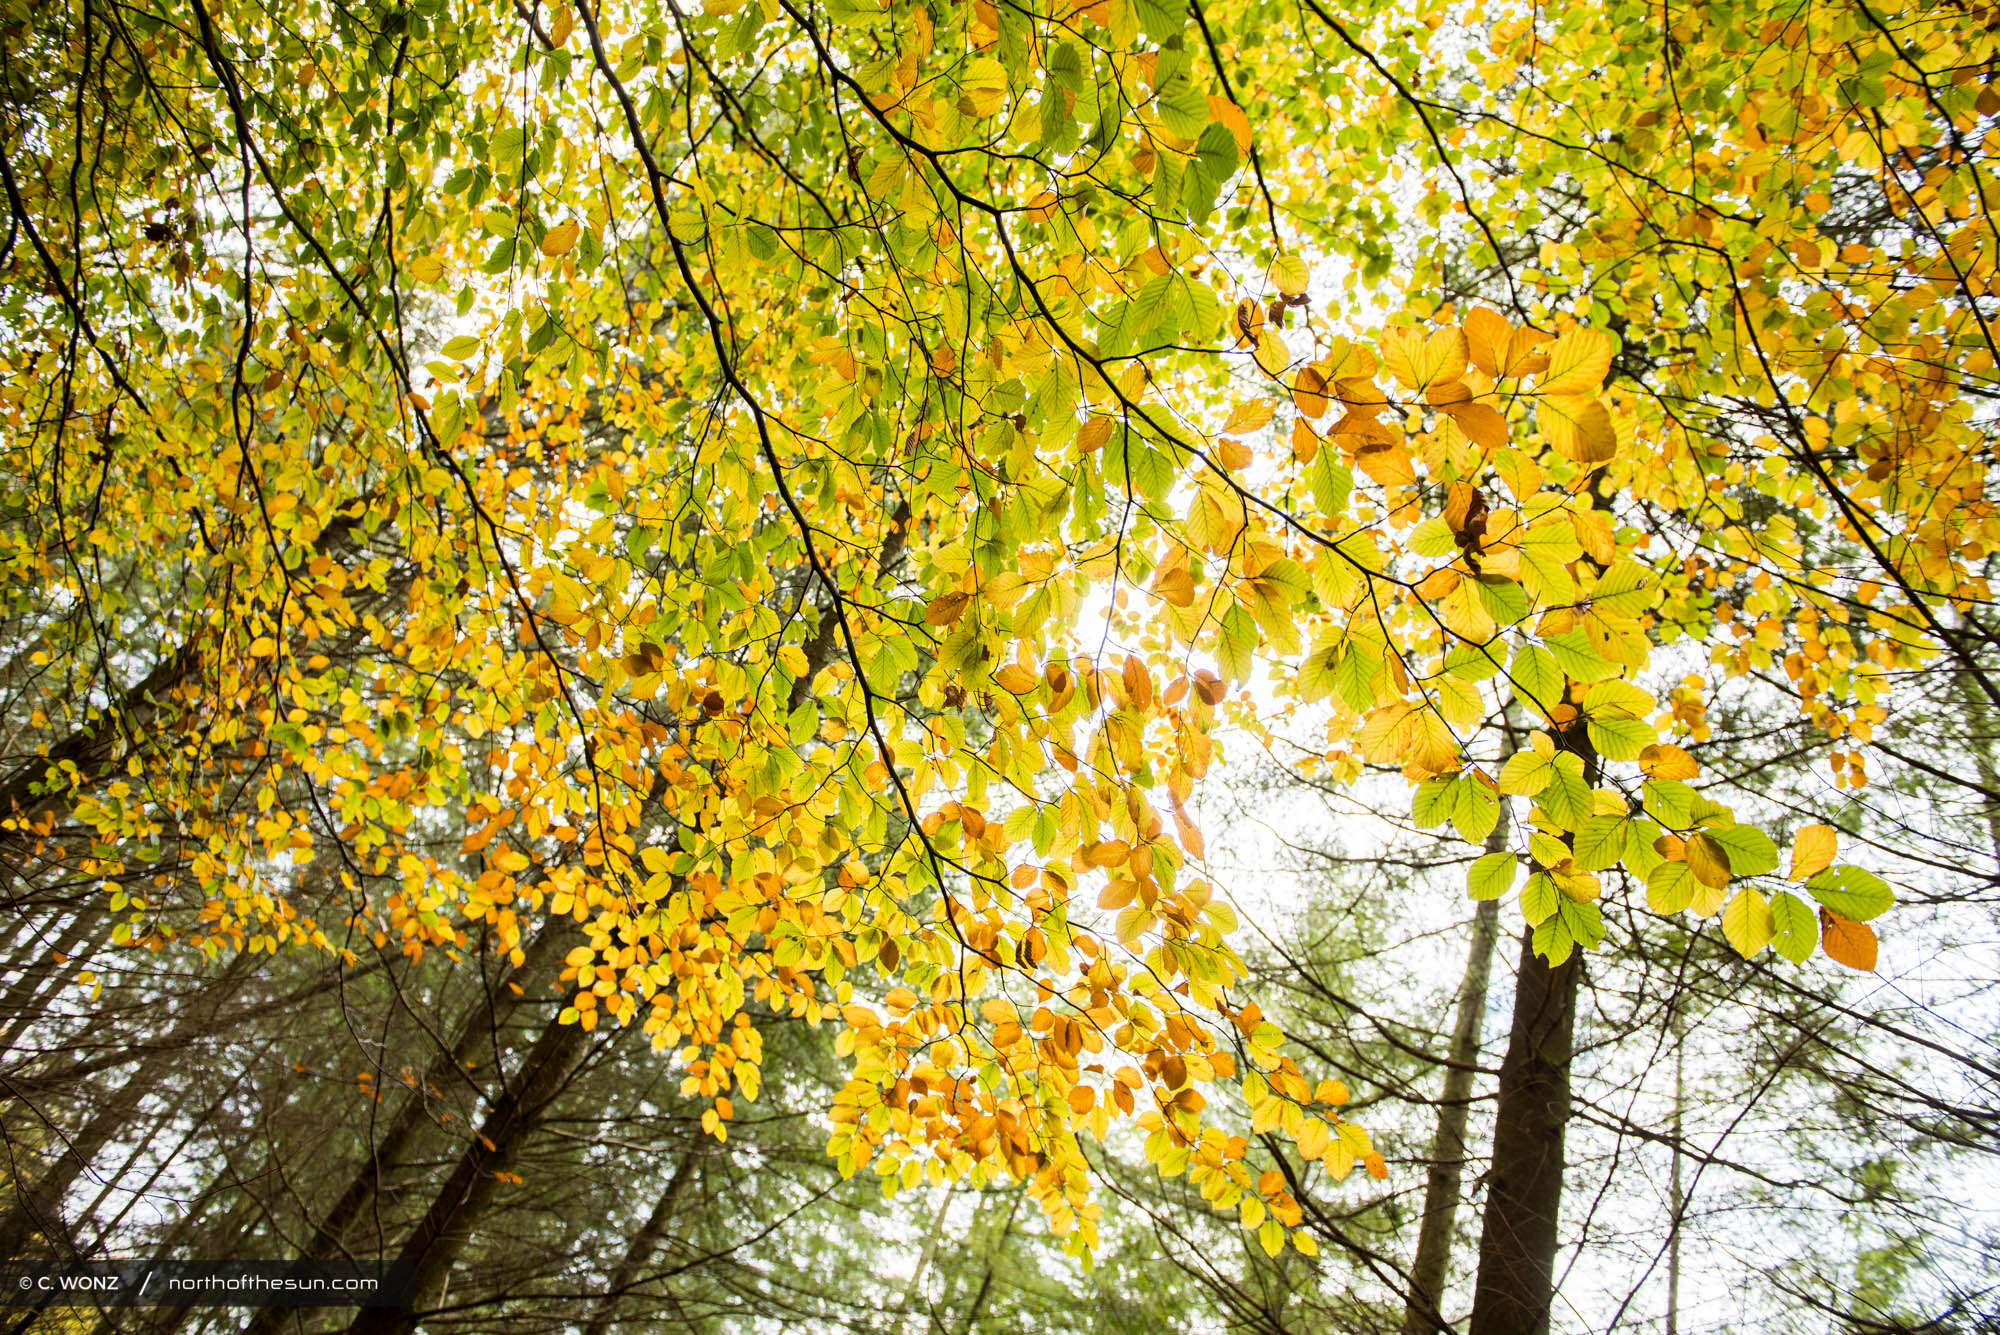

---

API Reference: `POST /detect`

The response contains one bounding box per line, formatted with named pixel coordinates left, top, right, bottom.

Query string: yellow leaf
left=405, top=254, right=447, bottom=283
left=1542, top=394, right=1617, bottom=464
left=1789, top=823, right=1838, bottom=880
left=540, top=219, right=582, bottom=257
left=1640, top=743, right=1699, bottom=780
left=1539, top=327, right=1615, bottom=396
left=1381, top=325, right=1469, bottom=392
left=1267, top=252, right=1310, bottom=297
left=1686, top=832, right=1732, bottom=890
left=994, top=664, right=1037, bottom=693
left=1721, top=886, right=1774, bottom=957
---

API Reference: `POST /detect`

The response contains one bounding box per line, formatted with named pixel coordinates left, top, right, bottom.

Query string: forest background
left=0, top=0, right=1996, bottom=1329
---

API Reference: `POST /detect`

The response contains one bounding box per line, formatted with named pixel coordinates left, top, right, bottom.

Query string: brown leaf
left=924, top=591, right=970, bottom=626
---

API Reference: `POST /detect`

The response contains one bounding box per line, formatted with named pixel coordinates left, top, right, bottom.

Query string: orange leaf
left=1153, top=566, right=1195, bottom=608
left=994, top=664, right=1038, bottom=693
left=1440, top=400, right=1508, bottom=450
left=1084, top=839, right=1131, bottom=868
left=1819, top=909, right=1877, bottom=972
left=1224, top=399, right=1275, bottom=434
left=1293, top=365, right=1330, bottom=418
left=1353, top=441, right=1416, bottom=487
left=1463, top=307, right=1510, bottom=377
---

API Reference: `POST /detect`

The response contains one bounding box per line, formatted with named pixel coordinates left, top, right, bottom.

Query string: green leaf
left=1452, top=783, right=1500, bottom=844
left=1586, top=716, right=1654, bottom=761
left=491, top=125, right=529, bottom=164
left=1559, top=895, right=1604, bottom=949
left=1572, top=814, right=1628, bottom=871
left=1646, top=861, right=1695, bottom=915
left=1806, top=865, right=1893, bottom=921
left=1310, top=453, right=1352, bottom=517
left=1468, top=852, right=1518, bottom=901
left=1476, top=576, right=1529, bottom=627
left=1412, top=777, right=1452, bottom=828
left=1296, top=639, right=1344, bottom=702
left=1521, top=871, right=1558, bottom=925
left=1533, top=915, right=1575, bottom=965
left=1216, top=603, right=1257, bottom=683
left=1510, top=644, right=1563, bottom=718
left=1540, top=753, right=1592, bottom=832
left=788, top=700, right=818, bottom=747
left=1706, top=823, right=1779, bottom=877
left=1643, top=778, right=1696, bottom=828
left=1443, top=642, right=1504, bottom=682
left=1770, top=890, right=1818, bottom=963
left=669, top=208, right=707, bottom=243
left=1544, top=629, right=1619, bottom=683
left=1497, top=749, right=1553, bottom=796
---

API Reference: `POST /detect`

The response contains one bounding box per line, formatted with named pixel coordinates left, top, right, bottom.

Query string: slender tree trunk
left=1402, top=718, right=1520, bottom=1335
left=1466, top=927, right=1581, bottom=1335
left=1403, top=893, right=1503, bottom=1335
left=0, top=953, right=253, bottom=1256
left=898, top=1190, right=955, bottom=1328
left=577, top=1151, right=698, bottom=1335
left=1408, top=715, right=1512, bottom=1335
left=1665, top=1024, right=1685, bottom=1335
left=242, top=926, right=561, bottom=1335
left=0, top=911, right=107, bottom=1053
left=342, top=1014, right=595, bottom=1335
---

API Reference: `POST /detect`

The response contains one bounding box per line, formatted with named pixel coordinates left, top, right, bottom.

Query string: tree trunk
left=578, top=1151, right=698, bottom=1335
left=1401, top=714, right=1520, bottom=1335
left=342, top=1014, right=595, bottom=1335
left=243, top=925, right=562, bottom=1335
left=0, top=910, right=108, bottom=1053
left=0, top=952, right=253, bottom=1256
left=1466, top=925, right=1581, bottom=1335
left=1665, top=1018, right=1685, bottom=1335
left=1467, top=698, right=1596, bottom=1335
left=1402, top=894, right=1502, bottom=1335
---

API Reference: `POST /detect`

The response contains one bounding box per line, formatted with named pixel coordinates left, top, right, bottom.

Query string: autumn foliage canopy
left=2, top=0, right=1992, bottom=1263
